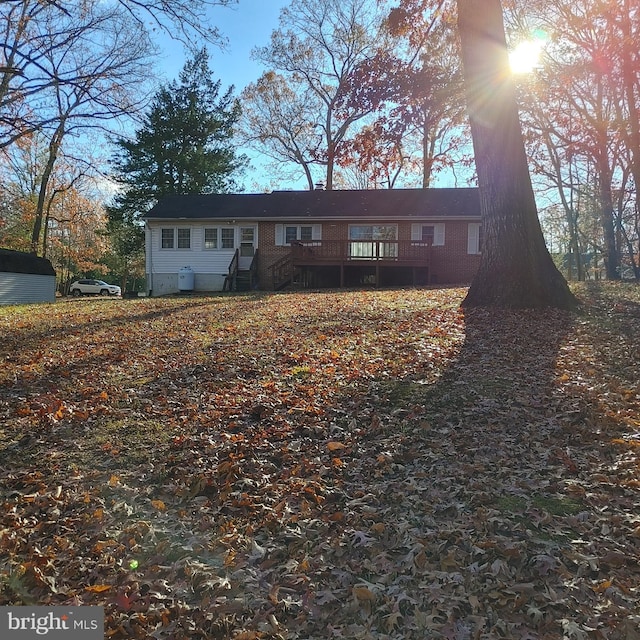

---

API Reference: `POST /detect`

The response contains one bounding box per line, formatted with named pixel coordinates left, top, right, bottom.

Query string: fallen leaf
left=85, top=585, right=111, bottom=593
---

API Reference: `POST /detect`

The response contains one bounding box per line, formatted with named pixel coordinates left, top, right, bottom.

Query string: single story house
left=0, top=249, right=56, bottom=305
left=142, top=188, right=482, bottom=295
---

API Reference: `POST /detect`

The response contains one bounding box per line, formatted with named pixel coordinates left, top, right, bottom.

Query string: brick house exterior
left=143, top=188, right=481, bottom=295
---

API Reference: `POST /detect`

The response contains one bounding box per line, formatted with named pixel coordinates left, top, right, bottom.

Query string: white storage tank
left=178, top=266, right=194, bottom=291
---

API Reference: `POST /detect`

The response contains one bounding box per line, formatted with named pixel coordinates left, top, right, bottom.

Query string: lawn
left=0, top=284, right=639, bottom=639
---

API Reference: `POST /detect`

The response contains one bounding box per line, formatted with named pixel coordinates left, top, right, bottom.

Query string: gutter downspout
left=146, top=222, right=153, bottom=296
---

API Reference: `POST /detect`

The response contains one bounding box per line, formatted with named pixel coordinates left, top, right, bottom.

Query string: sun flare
left=509, top=39, right=544, bottom=74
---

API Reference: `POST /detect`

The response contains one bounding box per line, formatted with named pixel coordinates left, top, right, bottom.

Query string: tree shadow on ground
left=324, top=297, right=639, bottom=638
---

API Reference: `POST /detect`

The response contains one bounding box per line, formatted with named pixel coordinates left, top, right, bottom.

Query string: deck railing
left=290, top=240, right=431, bottom=263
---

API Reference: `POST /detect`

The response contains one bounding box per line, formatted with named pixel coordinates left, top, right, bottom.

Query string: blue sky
left=156, top=1, right=289, bottom=90
left=154, top=0, right=297, bottom=190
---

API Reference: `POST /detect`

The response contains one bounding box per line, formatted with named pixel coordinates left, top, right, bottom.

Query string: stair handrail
left=223, top=248, right=240, bottom=291
left=249, top=249, right=259, bottom=289
left=269, top=253, right=292, bottom=290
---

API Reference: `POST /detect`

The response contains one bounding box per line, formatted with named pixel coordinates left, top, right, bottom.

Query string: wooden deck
left=269, top=240, right=432, bottom=289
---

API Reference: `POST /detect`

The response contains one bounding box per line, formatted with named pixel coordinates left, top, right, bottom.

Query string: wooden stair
left=234, top=270, right=253, bottom=292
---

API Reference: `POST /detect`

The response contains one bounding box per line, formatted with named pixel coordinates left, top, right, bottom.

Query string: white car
left=69, top=279, right=121, bottom=297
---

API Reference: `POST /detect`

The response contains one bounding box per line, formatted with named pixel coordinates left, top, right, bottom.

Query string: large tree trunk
left=457, top=0, right=577, bottom=309
left=622, top=0, right=640, bottom=221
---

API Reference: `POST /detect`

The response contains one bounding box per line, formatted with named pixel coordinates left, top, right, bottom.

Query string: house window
left=204, top=228, right=218, bottom=249
left=411, top=223, right=445, bottom=246
left=349, top=225, right=397, bottom=258
left=221, top=228, right=235, bottom=249
left=467, top=222, right=483, bottom=254
left=161, top=228, right=174, bottom=249
left=421, top=225, right=435, bottom=244
left=276, top=224, right=321, bottom=246
left=285, top=226, right=298, bottom=244
left=177, top=228, right=191, bottom=249
left=349, top=225, right=397, bottom=241
left=204, top=228, right=236, bottom=250
left=285, top=225, right=314, bottom=243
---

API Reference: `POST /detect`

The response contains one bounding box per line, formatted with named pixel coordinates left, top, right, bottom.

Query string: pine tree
left=107, top=48, right=245, bottom=281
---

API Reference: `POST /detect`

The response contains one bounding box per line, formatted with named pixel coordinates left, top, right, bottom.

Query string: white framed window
left=221, top=228, right=235, bottom=249
left=204, top=228, right=218, bottom=249
left=285, top=226, right=298, bottom=244
left=285, top=225, right=314, bottom=243
left=468, top=222, right=483, bottom=254
left=160, top=227, right=191, bottom=249
left=161, top=228, right=174, bottom=249
left=177, top=228, right=191, bottom=249
left=240, top=226, right=255, bottom=257
left=411, top=223, right=445, bottom=246
left=275, top=224, right=321, bottom=246
left=203, top=227, right=235, bottom=250
left=421, top=225, right=435, bottom=244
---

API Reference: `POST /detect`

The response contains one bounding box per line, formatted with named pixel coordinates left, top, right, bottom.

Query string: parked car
left=69, top=279, right=121, bottom=297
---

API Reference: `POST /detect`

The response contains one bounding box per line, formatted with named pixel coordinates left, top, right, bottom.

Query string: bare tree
left=251, top=0, right=384, bottom=190
left=239, top=72, right=323, bottom=190
left=509, top=0, right=635, bottom=281
left=0, top=0, right=235, bottom=150
left=20, top=3, right=154, bottom=254
left=113, top=0, right=237, bottom=47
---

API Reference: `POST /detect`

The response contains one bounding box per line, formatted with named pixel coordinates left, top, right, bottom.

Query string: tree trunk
left=31, top=122, right=64, bottom=255
left=599, top=176, right=620, bottom=280
left=457, top=0, right=576, bottom=309
left=622, top=0, right=640, bottom=220
left=422, top=118, right=433, bottom=188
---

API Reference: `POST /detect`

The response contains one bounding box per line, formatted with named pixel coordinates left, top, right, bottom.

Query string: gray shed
left=0, top=249, right=56, bottom=305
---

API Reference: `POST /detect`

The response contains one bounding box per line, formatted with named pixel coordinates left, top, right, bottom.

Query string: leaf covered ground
left=1, top=283, right=639, bottom=639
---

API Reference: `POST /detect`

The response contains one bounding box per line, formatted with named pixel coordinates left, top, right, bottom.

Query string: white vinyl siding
left=148, top=225, right=236, bottom=282
left=0, top=273, right=56, bottom=305
left=468, top=222, right=482, bottom=254
left=275, top=224, right=322, bottom=246
left=411, top=223, right=445, bottom=246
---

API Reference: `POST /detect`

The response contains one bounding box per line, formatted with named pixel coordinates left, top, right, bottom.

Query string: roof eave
left=144, top=214, right=481, bottom=222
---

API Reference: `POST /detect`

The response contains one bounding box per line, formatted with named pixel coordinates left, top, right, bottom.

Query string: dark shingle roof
left=0, top=249, right=56, bottom=275
left=143, top=188, right=480, bottom=221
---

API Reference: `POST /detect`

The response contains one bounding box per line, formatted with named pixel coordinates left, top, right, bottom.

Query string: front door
left=238, top=226, right=256, bottom=270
